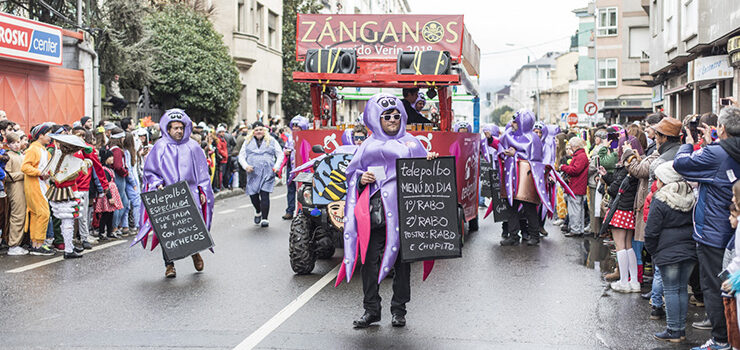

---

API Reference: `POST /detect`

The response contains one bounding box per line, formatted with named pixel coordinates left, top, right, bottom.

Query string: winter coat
left=598, top=146, right=618, bottom=174
left=644, top=182, right=697, bottom=266
left=674, top=142, right=740, bottom=249
left=238, top=134, right=284, bottom=195
left=560, top=148, right=588, bottom=195
left=649, top=141, right=681, bottom=181
left=624, top=147, right=658, bottom=242
left=603, top=165, right=638, bottom=211
left=588, top=144, right=605, bottom=188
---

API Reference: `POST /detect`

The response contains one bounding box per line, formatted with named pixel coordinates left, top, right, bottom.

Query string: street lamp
left=506, top=43, right=540, bottom=120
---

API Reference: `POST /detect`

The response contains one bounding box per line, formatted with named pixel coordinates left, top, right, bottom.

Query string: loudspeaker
left=304, top=49, right=357, bottom=74
left=397, top=50, right=451, bottom=75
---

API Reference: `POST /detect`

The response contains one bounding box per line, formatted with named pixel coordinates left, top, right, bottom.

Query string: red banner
left=296, top=14, right=464, bottom=61
left=293, top=130, right=479, bottom=221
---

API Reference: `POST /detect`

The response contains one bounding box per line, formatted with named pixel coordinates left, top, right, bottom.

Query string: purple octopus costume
left=480, top=123, right=499, bottom=163
left=133, top=109, right=215, bottom=251
left=542, top=125, right=560, bottom=166
left=286, top=116, right=311, bottom=184
left=336, top=93, right=432, bottom=286
left=498, top=110, right=573, bottom=218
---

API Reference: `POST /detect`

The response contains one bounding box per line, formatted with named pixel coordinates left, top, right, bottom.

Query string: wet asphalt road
left=0, top=185, right=715, bottom=349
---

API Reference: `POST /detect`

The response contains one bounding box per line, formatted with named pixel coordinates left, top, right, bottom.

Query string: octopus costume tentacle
left=498, top=110, right=573, bottom=216
left=336, top=93, right=429, bottom=287
left=133, top=109, right=215, bottom=251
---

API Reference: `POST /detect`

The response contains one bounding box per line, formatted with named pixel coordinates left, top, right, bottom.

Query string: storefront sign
left=296, top=14, right=464, bottom=61
left=652, top=85, right=664, bottom=103
left=688, top=55, right=733, bottom=83
left=0, top=12, right=62, bottom=66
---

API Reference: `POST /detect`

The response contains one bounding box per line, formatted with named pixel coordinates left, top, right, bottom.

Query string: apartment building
left=210, top=0, right=283, bottom=124
left=591, top=0, right=652, bottom=123
left=647, top=0, right=740, bottom=118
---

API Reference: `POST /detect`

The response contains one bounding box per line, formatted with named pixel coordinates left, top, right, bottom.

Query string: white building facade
left=210, top=0, right=283, bottom=124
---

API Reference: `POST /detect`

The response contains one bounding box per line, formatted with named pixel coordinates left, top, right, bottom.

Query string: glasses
left=381, top=114, right=401, bottom=121
left=353, top=135, right=366, bottom=141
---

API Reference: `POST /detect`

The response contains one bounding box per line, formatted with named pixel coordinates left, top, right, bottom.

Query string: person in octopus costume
left=281, top=116, right=310, bottom=220
left=498, top=110, right=573, bottom=246
left=341, top=117, right=366, bottom=146
left=336, top=93, right=439, bottom=329
left=133, top=109, right=214, bottom=278
left=542, top=125, right=560, bottom=167
left=414, top=93, right=426, bottom=112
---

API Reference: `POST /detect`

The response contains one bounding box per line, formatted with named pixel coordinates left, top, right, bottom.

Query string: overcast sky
left=406, top=0, right=589, bottom=93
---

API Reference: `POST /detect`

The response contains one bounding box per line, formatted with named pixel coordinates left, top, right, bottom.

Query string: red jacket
left=75, top=146, right=109, bottom=192
left=110, top=146, right=128, bottom=178
left=216, top=137, right=228, bottom=164
left=560, top=148, right=588, bottom=195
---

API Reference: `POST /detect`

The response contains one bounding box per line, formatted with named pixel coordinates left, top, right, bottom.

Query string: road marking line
left=218, top=209, right=236, bottom=214
left=6, top=240, right=128, bottom=273
left=234, top=263, right=340, bottom=350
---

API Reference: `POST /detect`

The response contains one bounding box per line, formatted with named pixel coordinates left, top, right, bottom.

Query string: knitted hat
left=654, top=161, right=683, bottom=185
left=80, top=116, right=91, bottom=126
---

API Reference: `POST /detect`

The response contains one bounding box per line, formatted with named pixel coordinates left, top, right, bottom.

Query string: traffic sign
left=567, top=113, right=578, bottom=126
left=584, top=102, right=598, bottom=116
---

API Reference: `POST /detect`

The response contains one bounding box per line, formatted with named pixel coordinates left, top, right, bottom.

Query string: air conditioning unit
left=397, top=50, right=451, bottom=75
left=304, top=49, right=357, bottom=74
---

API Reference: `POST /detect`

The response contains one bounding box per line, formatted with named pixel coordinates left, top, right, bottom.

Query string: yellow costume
left=22, top=141, right=50, bottom=244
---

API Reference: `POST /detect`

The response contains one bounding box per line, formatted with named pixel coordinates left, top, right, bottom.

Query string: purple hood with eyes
left=336, top=93, right=429, bottom=286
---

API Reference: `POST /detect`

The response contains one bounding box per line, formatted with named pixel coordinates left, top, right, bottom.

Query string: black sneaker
left=254, top=214, right=261, bottom=225
left=30, top=246, right=54, bottom=256
left=64, top=251, right=83, bottom=259
left=500, top=235, right=520, bottom=246
left=82, top=241, right=93, bottom=250
left=650, top=305, right=666, bottom=320
left=73, top=246, right=84, bottom=253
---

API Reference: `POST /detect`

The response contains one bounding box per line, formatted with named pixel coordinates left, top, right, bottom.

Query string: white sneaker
left=7, top=246, right=29, bottom=255
left=610, top=281, right=632, bottom=293
left=552, top=219, right=564, bottom=226
left=629, top=281, right=641, bottom=293
left=260, top=219, right=269, bottom=227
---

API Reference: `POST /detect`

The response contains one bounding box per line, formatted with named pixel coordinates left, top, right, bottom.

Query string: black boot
left=353, top=312, right=381, bottom=328
left=524, top=235, right=540, bottom=246
left=500, top=235, right=520, bottom=246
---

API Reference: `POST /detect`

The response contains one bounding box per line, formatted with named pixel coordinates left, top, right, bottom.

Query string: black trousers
left=361, top=225, right=411, bottom=317
left=697, top=243, right=727, bottom=343
left=99, top=212, right=114, bottom=237
left=110, top=96, right=128, bottom=113
left=689, top=263, right=703, bottom=302
left=250, top=191, right=270, bottom=219
left=506, top=200, right=541, bottom=241
left=238, top=168, right=247, bottom=190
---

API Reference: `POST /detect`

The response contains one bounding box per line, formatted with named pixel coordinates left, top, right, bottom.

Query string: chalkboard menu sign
left=491, top=167, right=513, bottom=222
left=480, top=160, right=494, bottom=198
left=396, top=156, right=462, bottom=262
left=141, top=181, right=214, bottom=261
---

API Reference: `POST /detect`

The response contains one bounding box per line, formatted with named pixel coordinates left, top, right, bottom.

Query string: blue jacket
left=673, top=143, right=740, bottom=249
